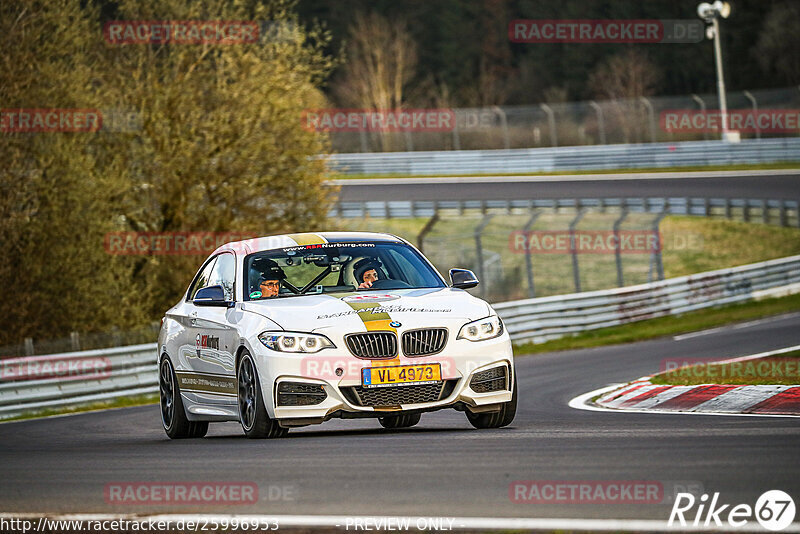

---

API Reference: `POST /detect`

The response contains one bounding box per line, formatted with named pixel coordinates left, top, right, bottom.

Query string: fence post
left=417, top=212, right=439, bottom=254
left=70, top=331, right=80, bottom=352
left=540, top=103, right=558, bottom=147
left=492, top=106, right=510, bottom=150
left=404, top=130, right=414, bottom=152
left=359, top=129, right=369, bottom=153
left=24, top=337, right=34, bottom=356
left=796, top=200, right=800, bottom=228
left=111, top=326, right=122, bottom=347
left=452, top=112, right=461, bottom=150
left=523, top=210, right=542, bottom=298
left=691, top=94, right=709, bottom=141
left=589, top=101, right=606, bottom=145
left=569, top=209, right=587, bottom=293
left=779, top=201, right=787, bottom=227
left=474, top=214, right=494, bottom=298
left=650, top=211, right=667, bottom=282
left=743, top=90, right=759, bottom=139
left=640, top=97, right=657, bottom=143
left=613, top=209, right=629, bottom=287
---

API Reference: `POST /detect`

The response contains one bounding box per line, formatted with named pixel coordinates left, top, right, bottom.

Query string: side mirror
left=193, top=285, right=233, bottom=307
left=449, top=268, right=479, bottom=289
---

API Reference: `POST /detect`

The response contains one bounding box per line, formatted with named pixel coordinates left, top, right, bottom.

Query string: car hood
left=240, top=287, right=492, bottom=333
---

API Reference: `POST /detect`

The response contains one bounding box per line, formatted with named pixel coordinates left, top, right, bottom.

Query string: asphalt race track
left=335, top=170, right=800, bottom=203
left=1, top=313, right=799, bottom=522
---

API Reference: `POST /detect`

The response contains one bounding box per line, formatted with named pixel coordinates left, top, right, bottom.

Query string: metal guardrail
left=495, top=254, right=800, bottom=344
left=326, top=137, right=800, bottom=175
left=1, top=255, right=798, bottom=419
left=0, top=343, right=157, bottom=419
left=330, top=196, right=800, bottom=226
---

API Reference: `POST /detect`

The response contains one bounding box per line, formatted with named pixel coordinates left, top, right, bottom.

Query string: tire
left=159, top=357, right=209, bottom=439
left=465, top=373, right=517, bottom=429
left=379, top=412, right=421, bottom=429
left=237, top=351, right=287, bottom=439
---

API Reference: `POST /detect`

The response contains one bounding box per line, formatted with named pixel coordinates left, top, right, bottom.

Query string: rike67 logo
left=669, top=490, right=796, bottom=531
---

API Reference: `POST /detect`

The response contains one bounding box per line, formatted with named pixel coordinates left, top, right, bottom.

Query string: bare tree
left=333, top=12, right=418, bottom=151
left=589, top=49, right=661, bottom=143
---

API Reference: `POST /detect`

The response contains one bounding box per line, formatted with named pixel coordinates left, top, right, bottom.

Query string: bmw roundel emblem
left=389, top=321, right=402, bottom=328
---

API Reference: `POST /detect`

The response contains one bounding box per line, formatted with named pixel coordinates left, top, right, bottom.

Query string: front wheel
left=379, top=412, right=421, bottom=429
left=160, top=357, right=208, bottom=439
left=237, top=352, right=287, bottom=439
left=465, top=375, right=517, bottom=429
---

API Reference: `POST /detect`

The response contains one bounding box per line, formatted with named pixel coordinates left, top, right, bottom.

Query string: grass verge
left=513, top=292, right=800, bottom=356
left=650, top=350, right=800, bottom=386
left=331, top=161, right=800, bottom=180
left=0, top=393, right=158, bottom=423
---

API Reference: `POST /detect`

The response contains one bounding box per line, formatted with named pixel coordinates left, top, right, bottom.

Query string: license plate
left=361, top=363, right=442, bottom=388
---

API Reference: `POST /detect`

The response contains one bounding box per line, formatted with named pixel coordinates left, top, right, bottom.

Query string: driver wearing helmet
left=252, top=258, right=286, bottom=298
left=353, top=257, right=383, bottom=289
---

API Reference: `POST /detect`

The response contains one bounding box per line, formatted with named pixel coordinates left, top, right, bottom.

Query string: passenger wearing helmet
left=353, top=257, right=383, bottom=289
left=251, top=258, right=286, bottom=298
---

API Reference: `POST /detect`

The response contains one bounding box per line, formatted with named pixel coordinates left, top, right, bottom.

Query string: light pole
left=697, top=1, right=732, bottom=141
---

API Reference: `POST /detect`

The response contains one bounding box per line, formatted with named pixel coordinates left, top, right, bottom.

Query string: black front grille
left=402, top=328, right=448, bottom=357
left=277, top=382, right=327, bottom=406
left=343, top=380, right=458, bottom=407
left=345, top=332, right=397, bottom=359
left=469, top=366, right=508, bottom=393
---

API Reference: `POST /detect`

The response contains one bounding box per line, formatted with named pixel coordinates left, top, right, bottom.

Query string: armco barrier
left=329, top=197, right=800, bottom=227
left=495, top=254, right=800, bottom=344
left=0, top=343, right=157, bottom=419
left=1, top=256, right=798, bottom=419
left=326, top=137, right=800, bottom=175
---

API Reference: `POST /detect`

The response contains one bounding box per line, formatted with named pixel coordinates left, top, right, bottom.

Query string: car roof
left=212, top=232, right=406, bottom=256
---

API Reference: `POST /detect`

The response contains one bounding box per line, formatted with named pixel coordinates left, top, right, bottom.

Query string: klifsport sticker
left=249, top=291, right=262, bottom=299
left=341, top=294, right=399, bottom=303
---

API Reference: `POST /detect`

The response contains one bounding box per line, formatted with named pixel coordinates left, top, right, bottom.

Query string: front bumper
left=250, top=332, right=514, bottom=423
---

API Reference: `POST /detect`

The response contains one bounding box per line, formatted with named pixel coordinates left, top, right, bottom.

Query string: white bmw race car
left=157, top=232, right=516, bottom=439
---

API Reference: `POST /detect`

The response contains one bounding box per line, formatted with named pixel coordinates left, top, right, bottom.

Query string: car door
left=170, top=254, right=217, bottom=383
left=182, top=252, right=239, bottom=407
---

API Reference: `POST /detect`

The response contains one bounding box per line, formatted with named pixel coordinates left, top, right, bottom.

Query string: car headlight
left=457, top=316, right=504, bottom=342
left=258, top=331, right=335, bottom=353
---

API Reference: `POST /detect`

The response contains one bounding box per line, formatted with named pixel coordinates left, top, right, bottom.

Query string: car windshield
left=244, top=241, right=445, bottom=300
